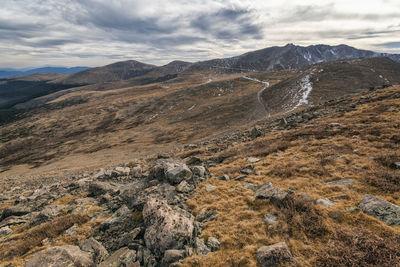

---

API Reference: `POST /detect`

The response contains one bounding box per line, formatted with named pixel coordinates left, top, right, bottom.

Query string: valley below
left=1, top=44, right=400, bottom=266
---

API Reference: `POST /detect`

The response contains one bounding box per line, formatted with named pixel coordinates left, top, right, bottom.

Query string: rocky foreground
left=1, top=85, right=400, bottom=266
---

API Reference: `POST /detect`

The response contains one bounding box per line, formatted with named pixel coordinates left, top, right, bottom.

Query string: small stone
left=316, top=198, right=334, bottom=207
left=205, top=184, right=216, bottom=192
left=254, top=182, right=287, bottom=206
left=217, top=175, right=230, bottom=181
left=131, top=165, right=142, bottom=178
left=256, top=242, right=292, bottom=267
left=324, top=178, right=354, bottom=186
left=392, top=162, right=400, bottom=169
left=263, top=214, right=277, bottom=225
left=115, top=166, right=131, bottom=176
left=65, top=224, right=78, bottom=236
left=207, top=237, right=220, bottom=252
left=176, top=180, right=193, bottom=193
left=195, top=237, right=210, bottom=255
left=241, top=165, right=255, bottom=175
left=162, top=250, right=185, bottom=265
left=191, top=166, right=207, bottom=177
left=242, top=182, right=258, bottom=191
left=99, top=247, right=137, bottom=267
left=248, top=157, right=260, bottom=163
left=0, top=226, right=13, bottom=238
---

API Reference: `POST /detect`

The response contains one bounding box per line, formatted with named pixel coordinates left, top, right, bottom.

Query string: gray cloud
left=0, top=0, right=399, bottom=68
left=374, top=42, right=400, bottom=48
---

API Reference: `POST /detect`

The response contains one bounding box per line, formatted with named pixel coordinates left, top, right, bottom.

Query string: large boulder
left=358, top=194, right=400, bottom=225
left=143, top=198, right=194, bottom=256
left=148, top=159, right=192, bottom=185
left=122, top=182, right=176, bottom=211
left=25, top=245, right=94, bottom=267
left=254, top=182, right=288, bottom=206
left=256, top=242, right=292, bottom=267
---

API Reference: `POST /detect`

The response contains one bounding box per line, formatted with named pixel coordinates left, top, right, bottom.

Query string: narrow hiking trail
left=242, top=76, right=270, bottom=117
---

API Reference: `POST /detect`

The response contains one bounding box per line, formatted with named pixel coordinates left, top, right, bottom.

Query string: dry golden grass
left=0, top=213, right=89, bottom=262
left=183, top=86, right=400, bottom=266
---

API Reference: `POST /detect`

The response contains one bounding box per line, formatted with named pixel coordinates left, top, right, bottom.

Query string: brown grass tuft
left=0, top=213, right=89, bottom=261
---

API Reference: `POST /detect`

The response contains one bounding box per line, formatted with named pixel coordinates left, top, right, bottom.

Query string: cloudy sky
left=1, top=0, right=399, bottom=68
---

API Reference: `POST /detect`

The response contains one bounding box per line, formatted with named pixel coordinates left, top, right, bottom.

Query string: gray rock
left=242, top=182, right=258, bottom=191
left=162, top=250, right=185, bottom=265
left=217, top=175, right=230, bottom=181
left=122, top=182, right=176, bottom=211
left=176, top=181, right=193, bottom=193
left=205, top=184, right=216, bottom=192
left=324, top=178, right=354, bottom=186
left=190, top=166, right=207, bottom=178
left=196, top=208, right=218, bottom=223
left=166, top=164, right=192, bottom=184
left=241, top=165, right=255, bottom=175
left=0, top=226, right=12, bottom=238
left=25, top=245, right=94, bottom=267
left=143, top=198, right=194, bottom=256
left=263, top=214, right=277, bottom=225
left=131, top=165, right=142, bottom=178
left=99, top=247, right=137, bottom=267
left=207, top=237, right=220, bottom=252
left=100, top=205, right=131, bottom=230
left=248, top=157, right=260, bottom=163
left=316, top=198, right=334, bottom=207
left=1, top=205, right=31, bottom=220
left=195, top=237, right=210, bottom=255
left=31, top=205, right=65, bottom=226
left=65, top=224, right=78, bottom=236
left=254, top=182, right=288, bottom=206
left=256, top=242, right=292, bottom=267
left=114, top=167, right=131, bottom=176
left=392, top=162, right=400, bottom=169
left=88, top=182, right=118, bottom=197
left=79, top=237, right=109, bottom=264
left=358, top=194, right=400, bottom=225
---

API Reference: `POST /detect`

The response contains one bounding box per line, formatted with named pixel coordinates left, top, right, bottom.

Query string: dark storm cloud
left=190, top=8, right=263, bottom=40
left=374, top=42, right=400, bottom=48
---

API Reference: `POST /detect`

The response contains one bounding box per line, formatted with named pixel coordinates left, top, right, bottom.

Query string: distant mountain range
left=0, top=66, right=89, bottom=78
left=56, top=44, right=400, bottom=85
left=186, top=43, right=400, bottom=73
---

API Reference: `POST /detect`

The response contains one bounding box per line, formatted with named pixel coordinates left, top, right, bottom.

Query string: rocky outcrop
left=256, top=242, right=293, bottom=267
left=25, top=245, right=94, bottom=267
left=142, top=198, right=194, bottom=256
left=358, top=194, right=400, bottom=225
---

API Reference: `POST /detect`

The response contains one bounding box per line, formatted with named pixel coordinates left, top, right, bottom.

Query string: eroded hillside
left=0, top=85, right=399, bottom=266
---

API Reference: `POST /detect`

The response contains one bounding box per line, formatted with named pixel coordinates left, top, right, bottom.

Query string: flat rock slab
left=359, top=194, right=400, bottom=225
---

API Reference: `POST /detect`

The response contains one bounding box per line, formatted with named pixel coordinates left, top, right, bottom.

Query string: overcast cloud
left=0, top=0, right=399, bottom=68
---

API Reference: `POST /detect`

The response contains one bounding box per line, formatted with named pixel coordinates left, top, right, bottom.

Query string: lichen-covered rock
left=25, top=245, right=94, bottom=267
left=98, top=247, right=137, bottom=267
left=122, top=182, right=176, bottom=211
left=79, top=237, right=109, bottom=264
left=195, top=237, right=210, bottom=255
left=256, top=242, right=292, bottom=267
left=149, top=159, right=192, bottom=185
left=143, top=198, right=194, bottom=256
left=100, top=205, right=131, bottom=230
left=207, top=237, right=220, bottom=252
left=88, top=182, right=118, bottom=197
left=359, top=194, right=400, bottom=225
left=0, top=226, right=12, bottom=238
left=254, top=182, right=288, bottom=206
left=161, top=250, right=185, bottom=265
